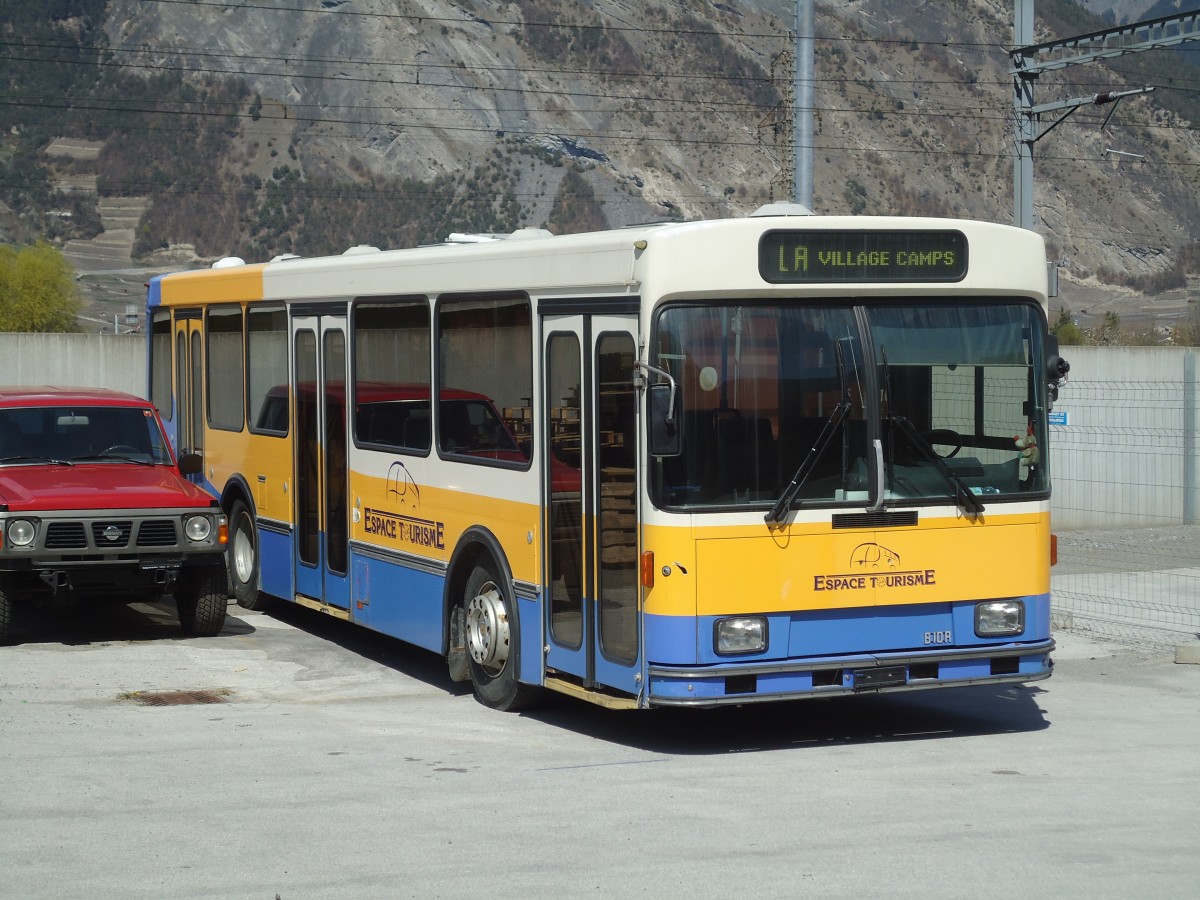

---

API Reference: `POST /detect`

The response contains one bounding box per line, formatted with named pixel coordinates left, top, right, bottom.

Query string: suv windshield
left=650, top=299, right=1048, bottom=511
left=0, top=405, right=173, bottom=466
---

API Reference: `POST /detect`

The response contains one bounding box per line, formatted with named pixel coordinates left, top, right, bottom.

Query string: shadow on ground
left=251, top=598, right=1051, bottom=755
left=6, top=597, right=256, bottom=646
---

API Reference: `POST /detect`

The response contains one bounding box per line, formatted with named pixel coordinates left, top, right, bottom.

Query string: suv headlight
left=7, top=518, right=37, bottom=547
left=714, top=616, right=768, bottom=655
left=975, top=600, right=1025, bottom=637
left=183, top=515, right=212, bottom=542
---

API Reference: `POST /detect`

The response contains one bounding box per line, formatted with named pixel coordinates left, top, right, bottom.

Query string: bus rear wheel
left=228, top=499, right=265, bottom=610
left=463, top=564, right=535, bottom=711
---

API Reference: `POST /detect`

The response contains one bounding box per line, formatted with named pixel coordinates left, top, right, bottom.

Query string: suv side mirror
left=178, top=451, right=202, bottom=476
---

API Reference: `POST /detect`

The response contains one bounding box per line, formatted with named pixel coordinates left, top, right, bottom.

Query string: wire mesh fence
left=1053, top=527, right=1200, bottom=650
left=1049, top=348, right=1199, bottom=649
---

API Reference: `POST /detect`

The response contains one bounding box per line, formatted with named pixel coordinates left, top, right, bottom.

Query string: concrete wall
left=2, top=334, right=1196, bottom=531
left=0, top=333, right=145, bottom=397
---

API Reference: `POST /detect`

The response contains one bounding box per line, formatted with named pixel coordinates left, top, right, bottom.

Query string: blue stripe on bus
left=258, top=527, right=294, bottom=601
left=647, top=648, right=1052, bottom=703
left=518, top=595, right=542, bottom=685
left=146, top=275, right=163, bottom=307
left=342, top=552, right=541, bottom=683
left=349, top=551, right=445, bottom=653
left=644, top=594, right=1051, bottom=666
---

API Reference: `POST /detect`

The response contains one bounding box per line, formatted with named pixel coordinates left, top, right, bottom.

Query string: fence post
left=1186, top=350, right=1196, bottom=525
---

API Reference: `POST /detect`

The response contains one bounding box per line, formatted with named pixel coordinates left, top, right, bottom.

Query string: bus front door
left=291, top=313, right=351, bottom=613
left=542, top=314, right=642, bottom=698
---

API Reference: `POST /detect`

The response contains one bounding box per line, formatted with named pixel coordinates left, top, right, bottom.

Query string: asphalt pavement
left=1, top=598, right=1197, bottom=900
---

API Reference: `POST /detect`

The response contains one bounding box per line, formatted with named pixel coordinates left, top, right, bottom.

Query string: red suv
left=0, top=387, right=229, bottom=642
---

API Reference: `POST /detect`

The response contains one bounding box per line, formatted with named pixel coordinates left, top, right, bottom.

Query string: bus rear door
left=172, top=310, right=204, bottom=471
left=291, top=311, right=351, bottom=613
left=542, top=310, right=642, bottom=697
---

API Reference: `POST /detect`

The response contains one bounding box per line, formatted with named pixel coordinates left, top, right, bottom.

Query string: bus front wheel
left=463, top=564, right=535, bottom=711
left=228, top=499, right=265, bottom=610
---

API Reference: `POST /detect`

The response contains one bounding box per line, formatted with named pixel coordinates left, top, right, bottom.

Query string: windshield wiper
left=0, top=455, right=75, bottom=466
left=888, top=414, right=985, bottom=516
left=766, top=339, right=851, bottom=524
left=71, top=453, right=154, bottom=466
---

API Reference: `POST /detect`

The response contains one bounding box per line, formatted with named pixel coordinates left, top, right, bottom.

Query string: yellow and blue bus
left=146, top=207, right=1066, bottom=709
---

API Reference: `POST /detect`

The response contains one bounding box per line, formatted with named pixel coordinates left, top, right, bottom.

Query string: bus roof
left=153, top=213, right=1048, bottom=308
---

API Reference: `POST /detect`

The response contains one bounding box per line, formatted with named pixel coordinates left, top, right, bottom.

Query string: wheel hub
left=465, top=583, right=510, bottom=673
left=233, top=527, right=254, bottom=584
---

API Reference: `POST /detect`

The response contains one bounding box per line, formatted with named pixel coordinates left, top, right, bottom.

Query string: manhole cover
left=122, top=689, right=231, bottom=706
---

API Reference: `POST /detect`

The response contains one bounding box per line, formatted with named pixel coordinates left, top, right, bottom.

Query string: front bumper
left=646, top=638, right=1055, bottom=707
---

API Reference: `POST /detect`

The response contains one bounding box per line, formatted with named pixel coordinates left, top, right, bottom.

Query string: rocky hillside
left=4, top=0, right=1198, bottom=323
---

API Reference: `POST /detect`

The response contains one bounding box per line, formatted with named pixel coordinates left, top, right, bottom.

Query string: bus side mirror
left=647, top=382, right=682, bottom=457
left=1045, top=336, right=1070, bottom=404
left=178, top=452, right=202, bottom=475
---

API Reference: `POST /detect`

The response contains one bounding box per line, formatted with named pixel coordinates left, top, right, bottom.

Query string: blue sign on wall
left=1048, top=410, right=1069, bottom=426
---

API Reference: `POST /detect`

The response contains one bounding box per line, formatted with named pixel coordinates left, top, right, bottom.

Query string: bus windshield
left=650, top=299, right=1048, bottom=511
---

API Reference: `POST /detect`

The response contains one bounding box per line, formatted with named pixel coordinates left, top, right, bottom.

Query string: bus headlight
left=7, top=519, right=36, bottom=547
left=975, top=600, right=1025, bottom=637
left=184, top=515, right=212, bottom=543
left=715, top=616, right=768, bottom=655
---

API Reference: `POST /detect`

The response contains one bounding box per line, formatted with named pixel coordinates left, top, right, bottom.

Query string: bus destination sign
left=760, top=230, right=968, bottom=284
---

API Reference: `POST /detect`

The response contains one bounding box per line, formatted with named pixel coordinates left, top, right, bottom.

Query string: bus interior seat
left=402, top=408, right=430, bottom=449
left=438, top=402, right=472, bottom=451
left=362, top=405, right=403, bottom=445
left=659, top=409, right=778, bottom=501
left=715, top=412, right=778, bottom=493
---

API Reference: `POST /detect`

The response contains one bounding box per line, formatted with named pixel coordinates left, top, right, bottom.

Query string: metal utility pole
left=759, top=50, right=795, bottom=201
left=794, top=0, right=814, bottom=210
left=1011, top=3, right=1200, bottom=231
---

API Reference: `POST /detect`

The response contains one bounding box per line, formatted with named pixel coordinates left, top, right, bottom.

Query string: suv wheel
left=175, top=567, right=228, bottom=637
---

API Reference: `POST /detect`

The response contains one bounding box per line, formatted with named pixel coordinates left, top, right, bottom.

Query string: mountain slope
left=5, top=0, right=1197, bottom=304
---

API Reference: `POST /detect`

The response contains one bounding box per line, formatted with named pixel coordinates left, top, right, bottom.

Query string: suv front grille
left=45, top=521, right=88, bottom=549
left=136, top=519, right=178, bottom=547
left=91, top=521, right=133, bottom=547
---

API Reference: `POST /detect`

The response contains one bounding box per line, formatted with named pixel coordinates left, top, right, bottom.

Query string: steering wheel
left=100, top=444, right=141, bottom=456
left=922, top=429, right=962, bottom=459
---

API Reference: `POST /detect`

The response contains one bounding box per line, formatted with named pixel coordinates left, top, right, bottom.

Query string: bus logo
left=850, top=542, right=900, bottom=569
left=362, top=507, right=445, bottom=550
left=387, top=460, right=420, bottom=508
left=813, top=543, right=936, bottom=593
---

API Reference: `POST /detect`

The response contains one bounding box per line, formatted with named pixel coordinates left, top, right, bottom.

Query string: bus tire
left=175, top=566, right=228, bottom=637
left=463, top=563, right=535, bottom=711
left=228, top=499, right=265, bottom=610
left=0, top=579, right=12, bottom=644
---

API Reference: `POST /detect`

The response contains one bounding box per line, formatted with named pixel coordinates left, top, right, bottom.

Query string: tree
left=546, top=167, right=607, bottom=235
left=1094, top=311, right=1122, bottom=346
left=1173, top=304, right=1200, bottom=347
left=1051, top=307, right=1087, bottom=346
left=0, top=242, right=81, bottom=332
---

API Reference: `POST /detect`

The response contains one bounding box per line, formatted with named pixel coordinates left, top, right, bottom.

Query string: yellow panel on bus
left=643, top=512, right=1050, bottom=617
left=160, top=264, right=267, bottom=306
left=349, top=472, right=541, bottom=583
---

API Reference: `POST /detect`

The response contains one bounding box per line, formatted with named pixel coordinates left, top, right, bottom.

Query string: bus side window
left=436, top=294, right=532, bottom=466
